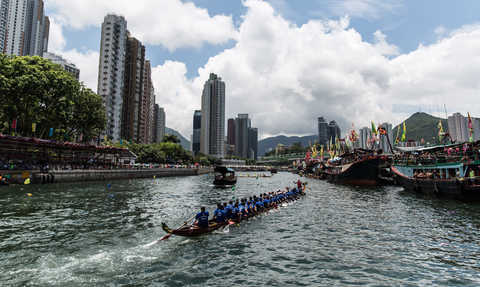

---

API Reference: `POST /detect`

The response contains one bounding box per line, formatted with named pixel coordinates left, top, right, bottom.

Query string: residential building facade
left=154, top=104, right=166, bottom=143
left=97, top=13, right=128, bottom=142
left=192, top=110, right=201, bottom=156
left=200, top=73, right=225, bottom=158
left=43, top=51, right=80, bottom=81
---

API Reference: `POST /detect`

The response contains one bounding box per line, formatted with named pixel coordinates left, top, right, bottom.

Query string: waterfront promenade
left=1, top=167, right=214, bottom=185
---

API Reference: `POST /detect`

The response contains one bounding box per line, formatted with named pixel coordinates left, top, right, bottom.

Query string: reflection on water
left=1, top=173, right=479, bottom=286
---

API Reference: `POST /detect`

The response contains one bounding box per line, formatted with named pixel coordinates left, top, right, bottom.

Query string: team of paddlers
left=191, top=184, right=305, bottom=228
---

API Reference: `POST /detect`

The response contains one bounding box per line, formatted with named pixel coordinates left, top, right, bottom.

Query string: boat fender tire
left=461, top=157, right=471, bottom=166
left=455, top=178, right=464, bottom=190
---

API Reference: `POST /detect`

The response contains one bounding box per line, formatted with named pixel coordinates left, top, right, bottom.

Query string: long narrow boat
left=161, top=191, right=305, bottom=237
left=392, top=141, right=480, bottom=200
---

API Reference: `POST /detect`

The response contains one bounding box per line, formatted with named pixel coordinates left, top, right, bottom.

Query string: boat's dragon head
left=161, top=222, right=173, bottom=234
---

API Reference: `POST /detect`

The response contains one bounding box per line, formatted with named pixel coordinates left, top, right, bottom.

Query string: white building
left=448, top=112, right=480, bottom=142
left=97, top=13, right=128, bottom=142
left=2, top=0, right=49, bottom=56
left=200, top=73, right=225, bottom=159
left=43, top=52, right=80, bottom=81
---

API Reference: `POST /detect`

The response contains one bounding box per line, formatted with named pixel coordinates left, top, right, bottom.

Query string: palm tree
left=162, top=133, right=181, bottom=144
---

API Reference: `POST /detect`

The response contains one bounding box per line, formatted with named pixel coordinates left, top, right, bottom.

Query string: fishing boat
left=161, top=190, right=306, bottom=238
left=325, top=149, right=388, bottom=186
left=392, top=141, right=480, bottom=200
left=213, top=165, right=237, bottom=185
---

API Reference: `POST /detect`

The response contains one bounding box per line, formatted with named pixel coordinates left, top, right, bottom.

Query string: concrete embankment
left=2, top=168, right=214, bottom=185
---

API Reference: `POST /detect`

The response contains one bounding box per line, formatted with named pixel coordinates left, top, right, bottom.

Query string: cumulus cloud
left=47, top=0, right=238, bottom=50
left=153, top=0, right=480, bottom=140
left=323, top=0, right=405, bottom=20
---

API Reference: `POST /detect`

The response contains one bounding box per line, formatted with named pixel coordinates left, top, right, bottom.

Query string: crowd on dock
left=0, top=159, right=208, bottom=171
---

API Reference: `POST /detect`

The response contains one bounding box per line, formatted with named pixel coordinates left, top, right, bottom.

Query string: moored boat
left=325, top=149, right=388, bottom=186
left=392, top=141, right=480, bottom=200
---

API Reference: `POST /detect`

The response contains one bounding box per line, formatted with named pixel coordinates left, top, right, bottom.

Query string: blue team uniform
left=231, top=207, right=240, bottom=219
left=215, top=209, right=226, bottom=223
left=195, top=211, right=209, bottom=228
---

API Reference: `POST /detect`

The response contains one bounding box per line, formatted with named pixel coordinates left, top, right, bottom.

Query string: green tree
left=0, top=54, right=106, bottom=140
left=162, top=133, right=181, bottom=144
left=276, top=158, right=291, bottom=166
left=160, top=142, right=181, bottom=162
left=198, top=156, right=211, bottom=166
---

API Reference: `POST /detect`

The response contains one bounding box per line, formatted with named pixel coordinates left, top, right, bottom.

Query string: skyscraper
left=192, top=110, right=201, bottom=156
left=154, top=104, right=166, bottom=143
left=200, top=73, right=225, bottom=158
left=318, top=117, right=328, bottom=145
left=249, top=127, right=258, bottom=161
left=122, top=35, right=145, bottom=143
left=328, top=120, right=341, bottom=143
left=227, top=118, right=235, bottom=145
left=141, top=60, right=155, bottom=144
left=2, top=0, right=49, bottom=56
left=235, top=114, right=250, bottom=158
left=97, top=13, right=128, bottom=142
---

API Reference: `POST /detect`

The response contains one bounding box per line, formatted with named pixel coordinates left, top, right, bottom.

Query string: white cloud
left=153, top=0, right=480, bottom=140
left=47, top=0, right=480, bottom=141
left=323, top=0, right=405, bottom=20
left=47, top=0, right=238, bottom=51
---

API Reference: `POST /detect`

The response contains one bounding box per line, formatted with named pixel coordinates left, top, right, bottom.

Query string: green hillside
left=392, top=112, right=448, bottom=144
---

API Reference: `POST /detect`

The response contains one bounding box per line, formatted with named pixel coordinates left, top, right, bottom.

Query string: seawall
left=2, top=168, right=214, bottom=185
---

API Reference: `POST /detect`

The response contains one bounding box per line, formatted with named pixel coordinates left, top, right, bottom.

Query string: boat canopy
left=214, top=165, right=235, bottom=174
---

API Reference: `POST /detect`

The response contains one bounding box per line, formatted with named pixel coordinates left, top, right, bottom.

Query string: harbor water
left=1, top=172, right=479, bottom=286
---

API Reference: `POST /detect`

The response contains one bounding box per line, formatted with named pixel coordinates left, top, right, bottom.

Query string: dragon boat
left=161, top=190, right=306, bottom=238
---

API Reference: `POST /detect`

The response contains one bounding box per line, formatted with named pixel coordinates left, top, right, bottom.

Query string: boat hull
left=326, top=156, right=385, bottom=186
left=213, top=178, right=237, bottom=185
left=391, top=165, right=480, bottom=201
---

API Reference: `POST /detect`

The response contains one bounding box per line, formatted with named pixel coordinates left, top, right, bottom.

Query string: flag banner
left=120, top=139, right=123, bottom=145
left=32, top=123, right=36, bottom=132
left=438, top=120, right=445, bottom=139
left=80, top=134, right=83, bottom=141
left=401, top=121, right=406, bottom=142
left=66, top=132, right=68, bottom=139
left=468, top=112, right=474, bottom=142
left=395, top=125, right=400, bottom=144
left=49, top=128, right=53, bottom=137
left=105, top=135, right=107, bottom=141
left=12, top=119, right=17, bottom=129
left=371, top=121, right=378, bottom=135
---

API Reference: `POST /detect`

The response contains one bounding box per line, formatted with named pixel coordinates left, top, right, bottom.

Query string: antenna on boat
left=441, top=87, right=448, bottom=119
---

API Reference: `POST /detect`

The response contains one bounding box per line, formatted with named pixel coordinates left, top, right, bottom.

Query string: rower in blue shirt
left=231, top=202, right=240, bottom=220
left=215, top=205, right=227, bottom=223
left=194, top=205, right=209, bottom=228
left=225, top=200, right=233, bottom=219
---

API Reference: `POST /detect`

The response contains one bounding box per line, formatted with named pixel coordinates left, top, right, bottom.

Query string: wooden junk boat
left=326, top=149, right=388, bottom=186
left=213, top=165, right=237, bottom=185
left=161, top=190, right=306, bottom=238
left=392, top=140, right=480, bottom=200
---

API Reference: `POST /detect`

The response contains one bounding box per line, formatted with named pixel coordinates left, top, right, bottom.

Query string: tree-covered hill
left=393, top=112, right=448, bottom=144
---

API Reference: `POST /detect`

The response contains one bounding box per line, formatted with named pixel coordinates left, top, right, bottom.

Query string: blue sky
left=45, top=0, right=480, bottom=140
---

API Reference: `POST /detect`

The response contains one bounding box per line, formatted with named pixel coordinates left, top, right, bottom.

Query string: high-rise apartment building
left=249, top=127, right=258, bottom=161
left=2, top=0, right=49, bottom=56
left=0, top=0, right=10, bottom=51
left=154, top=104, right=166, bottom=143
left=200, top=73, right=225, bottom=158
left=97, top=13, right=128, bottom=142
left=328, top=120, right=341, bottom=143
left=227, top=118, right=235, bottom=145
left=43, top=52, right=80, bottom=81
left=122, top=35, right=145, bottom=143
left=318, top=117, right=328, bottom=145
left=235, top=114, right=250, bottom=158
left=448, top=112, right=480, bottom=142
left=141, top=60, right=155, bottom=144
left=192, top=110, right=201, bottom=156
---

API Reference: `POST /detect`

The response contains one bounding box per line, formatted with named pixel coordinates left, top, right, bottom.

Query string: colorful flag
left=468, top=112, right=474, bottom=142
left=395, top=125, right=400, bottom=144
left=66, top=132, right=68, bottom=140
left=120, top=139, right=123, bottom=145
left=49, top=128, right=53, bottom=137
left=320, top=145, right=324, bottom=156
left=12, top=119, right=17, bottom=129
left=401, top=121, right=406, bottom=142
left=32, top=123, right=36, bottom=132
left=80, top=134, right=83, bottom=141
left=421, top=138, right=424, bottom=144
left=371, top=121, right=378, bottom=135
left=438, top=120, right=444, bottom=139
left=104, top=134, right=107, bottom=141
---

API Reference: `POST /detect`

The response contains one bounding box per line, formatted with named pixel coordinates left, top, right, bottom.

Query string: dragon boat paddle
left=158, top=214, right=197, bottom=242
